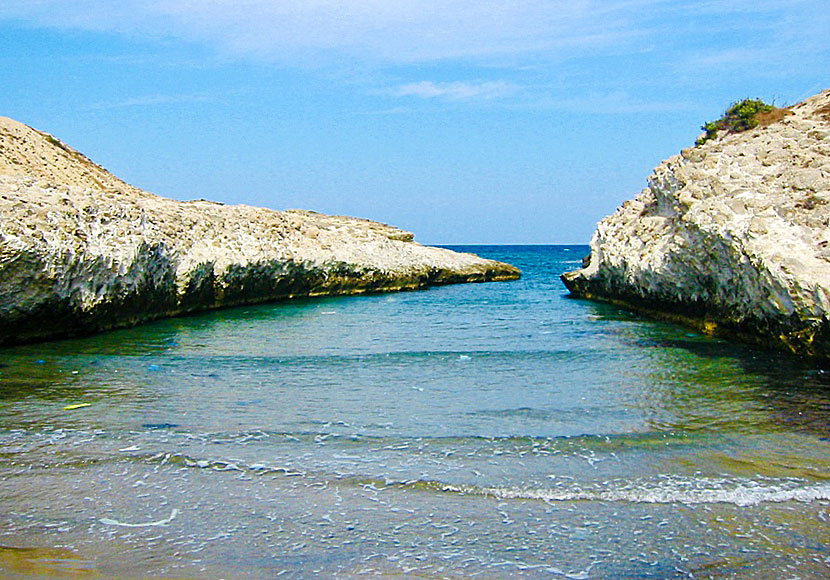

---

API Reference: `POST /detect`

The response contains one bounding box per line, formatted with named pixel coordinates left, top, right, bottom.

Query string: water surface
left=2, top=246, right=829, bottom=578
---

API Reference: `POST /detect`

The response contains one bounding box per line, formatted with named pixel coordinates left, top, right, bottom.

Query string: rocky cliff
left=562, top=89, right=830, bottom=358
left=0, top=116, right=519, bottom=345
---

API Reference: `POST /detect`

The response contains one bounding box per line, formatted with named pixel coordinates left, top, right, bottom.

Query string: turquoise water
left=1, top=245, right=829, bottom=579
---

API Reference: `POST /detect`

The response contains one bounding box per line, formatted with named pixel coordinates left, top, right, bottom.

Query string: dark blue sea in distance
left=2, top=245, right=830, bottom=579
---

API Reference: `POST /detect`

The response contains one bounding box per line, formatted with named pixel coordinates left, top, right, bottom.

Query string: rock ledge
left=0, top=116, right=519, bottom=345
left=562, top=89, right=830, bottom=358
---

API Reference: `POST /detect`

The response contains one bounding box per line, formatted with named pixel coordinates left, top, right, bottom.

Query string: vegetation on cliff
left=696, top=98, right=790, bottom=145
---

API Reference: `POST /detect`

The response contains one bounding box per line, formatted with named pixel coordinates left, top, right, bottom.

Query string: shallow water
left=1, top=245, right=829, bottom=579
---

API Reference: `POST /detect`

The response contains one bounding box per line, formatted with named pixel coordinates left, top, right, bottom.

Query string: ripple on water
left=3, top=246, right=830, bottom=578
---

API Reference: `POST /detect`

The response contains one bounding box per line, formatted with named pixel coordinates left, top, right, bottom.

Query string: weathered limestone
left=0, top=116, right=519, bottom=345
left=562, top=90, right=830, bottom=358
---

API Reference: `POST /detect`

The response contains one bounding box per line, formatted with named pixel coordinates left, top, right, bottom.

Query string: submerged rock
left=562, top=89, right=830, bottom=358
left=0, top=116, right=519, bottom=345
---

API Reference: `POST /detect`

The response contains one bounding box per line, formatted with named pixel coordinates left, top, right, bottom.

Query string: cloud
left=0, top=0, right=658, bottom=64
left=541, top=91, right=696, bottom=114
left=1, top=0, right=824, bottom=77
left=87, top=93, right=217, bottom=110
left=393, top=81, right=518, bottom=101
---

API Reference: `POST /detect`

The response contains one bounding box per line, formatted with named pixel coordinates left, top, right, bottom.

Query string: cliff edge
left=562, top=89, right=830, bottom=358
left=0, top=116, right=519, bottom=345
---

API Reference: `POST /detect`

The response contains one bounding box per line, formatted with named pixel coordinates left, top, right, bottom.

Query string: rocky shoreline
left=562, top=89, right=830, bottom=359
left=0, top=116, right=519, bottom=345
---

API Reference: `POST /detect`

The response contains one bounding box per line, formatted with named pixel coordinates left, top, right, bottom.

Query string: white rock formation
left=562, top=89, right=830, bottom=357
left=0, top=116, right=519, bottom=344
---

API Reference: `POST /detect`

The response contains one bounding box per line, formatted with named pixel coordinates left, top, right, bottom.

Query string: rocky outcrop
left=0, top=116, right=519, bottom=345
left=562, top=90, right=830, bottom=358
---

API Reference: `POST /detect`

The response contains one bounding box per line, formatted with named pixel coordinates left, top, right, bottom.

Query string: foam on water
left=439, top=477, right=830, bottom=507
left=4, top=246, right=830, bottom=578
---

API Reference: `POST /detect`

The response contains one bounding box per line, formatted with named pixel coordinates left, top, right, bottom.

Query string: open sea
left=1, top=245, right=830, bottom=579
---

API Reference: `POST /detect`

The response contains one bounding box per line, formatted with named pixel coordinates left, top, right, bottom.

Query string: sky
left=1, top=1, right=827, bottom=244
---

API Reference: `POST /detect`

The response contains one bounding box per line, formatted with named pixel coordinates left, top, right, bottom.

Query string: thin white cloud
left=393, top=81, right=518, bottom=101
left=0, top=0, right=661, bottom=64
left=691, top=48, right=765, bottom=68
left=87, top=93, right=216, bottom=110
left=1, top=0, right=825, bottom=76
left=671, top=1, right=829, bottom=86
left=541, top=91, right=696, bottom=114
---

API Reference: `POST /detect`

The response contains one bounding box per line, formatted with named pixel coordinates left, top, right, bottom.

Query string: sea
left=1, top=245, right=829, bottom=579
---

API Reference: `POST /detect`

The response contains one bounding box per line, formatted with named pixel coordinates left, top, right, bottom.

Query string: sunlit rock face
left=563, top=90, right=830, bottom=358
left=0, top=116, right=519, bottom=345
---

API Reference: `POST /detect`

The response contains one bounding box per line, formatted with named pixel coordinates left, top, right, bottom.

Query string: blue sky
left=1, top=1, right=827, bottom=243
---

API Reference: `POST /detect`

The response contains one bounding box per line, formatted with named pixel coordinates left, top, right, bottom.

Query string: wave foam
left=440, top=476, right=830, bottom=507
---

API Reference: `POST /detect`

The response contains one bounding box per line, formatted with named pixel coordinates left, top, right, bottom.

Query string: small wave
left=415, top=476, right=830, bottom=507
left=135, top=450, right=310, bottom=478
left=142, top=422, right=180, bottom=430
left=187, top=348, right=593, bottom=369
left=472, top=407, right=555, bottom=421
left=100, top=508, right=179, bottom=528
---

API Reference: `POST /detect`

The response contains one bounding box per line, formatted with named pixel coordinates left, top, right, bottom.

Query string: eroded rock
left=562, top=90, right=830, bottom=358
left=0, top=116, right=519, bottom=345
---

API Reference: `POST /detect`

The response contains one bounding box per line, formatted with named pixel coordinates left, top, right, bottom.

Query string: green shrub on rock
left=696, top=98, right=782, bottom=145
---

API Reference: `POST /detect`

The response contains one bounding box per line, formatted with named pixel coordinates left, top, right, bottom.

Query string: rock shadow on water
left=583, top=300, right=830, bottom=438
